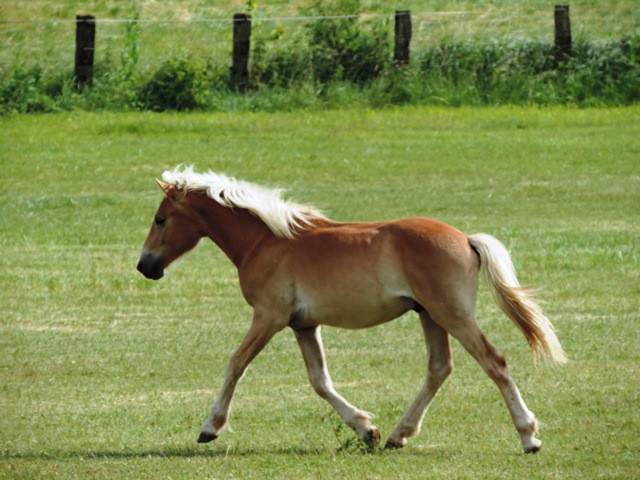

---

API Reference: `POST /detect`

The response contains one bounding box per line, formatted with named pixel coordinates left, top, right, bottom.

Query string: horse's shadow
left=3, top=444, right=379, bottom=461
left=1, top=443, right=460, bottom=462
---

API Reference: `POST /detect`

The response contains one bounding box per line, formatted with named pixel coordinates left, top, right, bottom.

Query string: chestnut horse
left=137, top=166, right=566, bottom=453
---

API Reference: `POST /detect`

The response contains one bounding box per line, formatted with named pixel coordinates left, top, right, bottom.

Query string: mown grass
left=0, top=106, right=639, bottom=479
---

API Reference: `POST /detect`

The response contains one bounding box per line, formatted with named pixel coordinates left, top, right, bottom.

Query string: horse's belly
left=294, top=282, right=414, bottom=329
left=315, top=300, right=412, bottom=328
left=290, top=242, right=415, bottom=329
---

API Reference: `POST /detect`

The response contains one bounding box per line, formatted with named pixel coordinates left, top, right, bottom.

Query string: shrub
left=416, top=37, right=640, bottom=105
left=139, top=58, right=205, bottom=111
left=252, top=26, right=313, bottom=88
left=0, top=66, right=56, bottom=113
left=305, top=0, right=390, bottom=85
left=562, top=39, right=640, bottom=104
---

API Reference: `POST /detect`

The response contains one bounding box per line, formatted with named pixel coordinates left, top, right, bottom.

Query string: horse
left=137, top=166, right=566, bottom=453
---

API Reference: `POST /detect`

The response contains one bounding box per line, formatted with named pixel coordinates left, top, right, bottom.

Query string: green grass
left=1, top=106, right=639, bottom=478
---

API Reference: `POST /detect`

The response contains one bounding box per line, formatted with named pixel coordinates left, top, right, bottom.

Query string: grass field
left=1, top=106, right=639, bottom=478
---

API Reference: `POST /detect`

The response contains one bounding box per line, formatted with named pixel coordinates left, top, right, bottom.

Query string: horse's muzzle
left=137, top=251, right=164, bottom=280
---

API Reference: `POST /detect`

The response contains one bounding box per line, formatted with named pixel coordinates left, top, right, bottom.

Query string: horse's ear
left=156, top=179, right=186, bottom=202
left=156, top=179, right=179, bottom=200
left=156, top=178, right=171, bottom=193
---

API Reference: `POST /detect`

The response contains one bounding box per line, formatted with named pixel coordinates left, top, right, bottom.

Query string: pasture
left=1, top=107, right=639, bottom=478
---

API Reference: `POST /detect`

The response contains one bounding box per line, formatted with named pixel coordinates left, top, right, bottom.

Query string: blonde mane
left=161, top=166, right=327, bottom=239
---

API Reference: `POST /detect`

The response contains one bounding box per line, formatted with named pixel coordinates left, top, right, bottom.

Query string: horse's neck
left=189, top=193, right=274, bottom=267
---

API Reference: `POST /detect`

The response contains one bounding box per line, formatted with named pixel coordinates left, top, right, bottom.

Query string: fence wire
left=0, top=11, right=480, bottom=24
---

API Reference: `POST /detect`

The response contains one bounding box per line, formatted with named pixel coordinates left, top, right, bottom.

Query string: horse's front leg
left=198, top=312, right=282, bottom=443
left=294, top=326, right=381, bottom=448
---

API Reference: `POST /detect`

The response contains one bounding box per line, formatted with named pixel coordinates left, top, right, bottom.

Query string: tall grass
left=1, top=1, right=639, bottom=113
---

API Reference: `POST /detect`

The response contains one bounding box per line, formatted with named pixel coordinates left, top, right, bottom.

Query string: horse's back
left=311, top=216, right=475, bottom=269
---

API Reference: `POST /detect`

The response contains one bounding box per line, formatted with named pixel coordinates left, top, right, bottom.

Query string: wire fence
left=1, top=5, right=638, bottom=74
left=0, top=10, right=485, bottom=25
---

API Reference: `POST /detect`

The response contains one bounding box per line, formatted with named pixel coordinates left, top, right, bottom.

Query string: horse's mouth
left=137, top=252, right=165, bottom=280
left=140, top=267, right=164, bottom=280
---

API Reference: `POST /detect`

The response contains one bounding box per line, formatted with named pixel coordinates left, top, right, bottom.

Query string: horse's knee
left=309, top=374, right=332, bottom=399
left=429, top=359, right=453, bottom=384
left=312, top=383, right=330, bottom=398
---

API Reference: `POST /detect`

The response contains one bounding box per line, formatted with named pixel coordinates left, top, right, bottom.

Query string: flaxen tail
left=469, top=233, right=567, bottom=364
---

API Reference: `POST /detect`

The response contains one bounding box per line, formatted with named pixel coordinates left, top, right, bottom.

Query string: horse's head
left=137, top=180, right=204, bottom=280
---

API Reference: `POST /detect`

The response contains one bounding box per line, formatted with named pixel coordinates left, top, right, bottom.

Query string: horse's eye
left=154, top=215, right=166, bottom=226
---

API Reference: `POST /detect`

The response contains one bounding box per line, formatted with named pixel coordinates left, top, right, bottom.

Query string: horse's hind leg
left=294, top=326, right=381, bottom=448
left=445, top=317, right=541, bottom=453
left=386, top=311, right=453, bottom=449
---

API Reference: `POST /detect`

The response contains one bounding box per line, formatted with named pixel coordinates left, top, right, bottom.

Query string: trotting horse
left=137, top=166, right=566, bottom=453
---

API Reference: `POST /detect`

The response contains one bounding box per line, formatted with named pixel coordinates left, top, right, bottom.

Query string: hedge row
left=1, top=7, right=639, bottom=112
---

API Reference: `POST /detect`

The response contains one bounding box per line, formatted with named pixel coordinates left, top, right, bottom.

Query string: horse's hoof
left=197, top=432, right=218, bottom=443
left=384, top=438, right=406, bottom=450
left=524, top=439, right=542, bottom=454
left=363, top=427, right=381, bottom=449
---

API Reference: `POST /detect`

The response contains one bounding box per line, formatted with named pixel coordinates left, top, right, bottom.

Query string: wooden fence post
left=394, top=10, right=412, bottom=66
left=231, top=13, right=251, bottom=91
left=554, top=5, right=572, bottom=62
left=74, top=15, right=95, bottom=88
